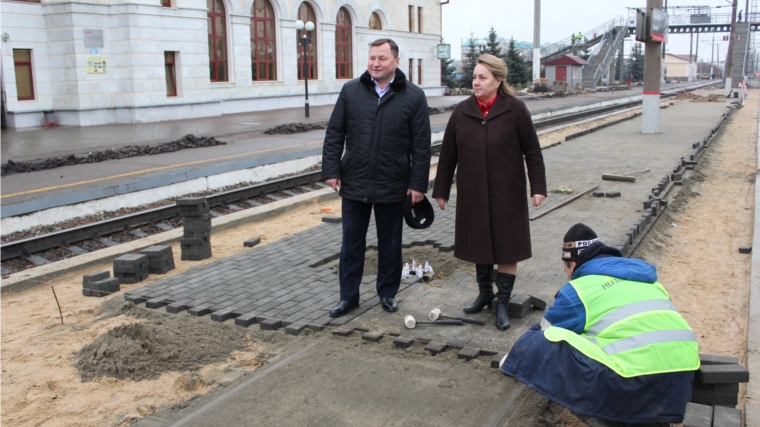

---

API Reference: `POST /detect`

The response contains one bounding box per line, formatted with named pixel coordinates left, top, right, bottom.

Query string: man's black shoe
left=381, top=297, right=398, bottom=312
left=329, top=300, right=359, bottom=317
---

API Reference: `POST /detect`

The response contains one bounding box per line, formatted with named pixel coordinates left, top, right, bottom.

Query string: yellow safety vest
left=543, top=275, right=700, bottom=378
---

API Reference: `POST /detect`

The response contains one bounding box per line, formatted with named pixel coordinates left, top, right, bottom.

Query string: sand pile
left=693, top=93, right=725, bottom=102
left=674, top=92, right=698, bottom=100
left=75, top=303, right=250, bottom=382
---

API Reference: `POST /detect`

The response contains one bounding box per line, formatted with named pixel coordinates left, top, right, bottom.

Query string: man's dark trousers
left=339, top=197, right=404, bottom=303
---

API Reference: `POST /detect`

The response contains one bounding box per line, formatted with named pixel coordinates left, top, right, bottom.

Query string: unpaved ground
left=1, top=198, right=343, bottom=427
left=636, top=92, right=757, bottom=410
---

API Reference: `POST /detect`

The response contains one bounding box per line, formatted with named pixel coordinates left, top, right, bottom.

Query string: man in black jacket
left=323, top=38, right=431, bottom=317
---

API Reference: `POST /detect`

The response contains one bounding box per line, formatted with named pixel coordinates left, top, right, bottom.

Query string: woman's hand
left=435, top=198, right=447, bottom=210
left=532, top=194, right=545, bottom=207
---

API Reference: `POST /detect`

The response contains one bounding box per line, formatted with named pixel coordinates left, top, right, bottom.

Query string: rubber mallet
left=428, top=308, right=485, bottom=325
left=404, top=315, right=462, bottom=329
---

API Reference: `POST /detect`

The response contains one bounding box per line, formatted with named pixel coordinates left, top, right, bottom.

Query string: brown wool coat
left=432, top=93, right=547, bottom=264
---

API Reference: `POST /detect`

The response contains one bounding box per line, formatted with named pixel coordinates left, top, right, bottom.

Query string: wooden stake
left=51, top=286, right=64, bottom=325
left=530, top=185, right=600, bottom=220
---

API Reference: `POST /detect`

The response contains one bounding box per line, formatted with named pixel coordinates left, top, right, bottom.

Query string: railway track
left=0, top=91, right=698, bottom=275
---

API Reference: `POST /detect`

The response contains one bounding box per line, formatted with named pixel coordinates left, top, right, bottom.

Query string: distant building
left=2, top=0, right=445, bottom=128
left=544, top=55, right=589, bottom=86
left=664, top=54, right=698, bottom=81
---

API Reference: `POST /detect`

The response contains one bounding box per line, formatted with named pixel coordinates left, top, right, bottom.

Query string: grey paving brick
left=332, top=329, right=354, bottom=337
left=166, top=303, right=187, bottom=313
left=696, top=364, right=749, bottom=384
left=682, top=402, right=712, bottom=427
left=361, top=333, right=383, bottom=343
left=259, top=318, right=282, bottom=330
left=188, top=307, right=211, bottom=317
left=457, top=347, right=480, bottom=360
left=491, top=353, right=507, bottom=368
left=699, top=354, right=740, bottom=365
left=393, top=337, right=415, bottom=349
left=711, top=406, right=742, bottom=427
left=425, top=342, right=447, bottom=355
left=285, top=323, right=307, bottom=336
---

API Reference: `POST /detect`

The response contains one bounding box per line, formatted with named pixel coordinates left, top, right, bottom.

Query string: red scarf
left=477, top=95, right=498, bottom=118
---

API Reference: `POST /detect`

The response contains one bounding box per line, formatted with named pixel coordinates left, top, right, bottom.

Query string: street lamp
left=476, top=39, right=488, bottom=54
left=295, top=19, right=315, bottom=117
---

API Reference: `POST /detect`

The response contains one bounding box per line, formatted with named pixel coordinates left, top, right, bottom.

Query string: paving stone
left=322, top=216, right=342, bottom=224
left=711, top=406, right=742, bottom=427
left=425, top=342, right=448, bottom=355
left=529, top=295, right=547, bottom=310
left=605, top=191, right=621, bottom=198
left=188, top=307, right=211, bottom=317
left=83, top=270, right=110, bottom=285
left=244, top=237, right=261, bottom=248
left=125, top=295, right=148, bottom=304
left=696, top=364, right=749, bottom=384
left=361, top=333, right=383, bottom=343
left=691, top=389, right=738, bottom=406
left=508, top=294, right=532, bottom=319
left=682, top=402, right=713, bottom=427
left=393, top=337, right=415, bottom=349
left=166, top=303, right=187, bottom=313
left=332, top=329, right=354, bottom=337
left=259, top=318, right=282, bottom=330
left=491, top=353, right=507, bottom=369
left=285, top=323, right=307, bottom=336
left=739, top=245, right=752, bottom=254
left=699, top=354, right=740, bottom=365
left=457, top=347, right=480, bottom=360
left=235, top=313, right=259, bottom=327
left=145, top=298, right=168, bottom=309
left=592, top=191, right=605, bottom=197
left=210, top=309, right=237, bottom=322
left=66, top=246, right=89, bottom=255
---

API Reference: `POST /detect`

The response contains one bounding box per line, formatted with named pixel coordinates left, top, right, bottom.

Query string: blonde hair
left=476, top=54, right=516, bottom=97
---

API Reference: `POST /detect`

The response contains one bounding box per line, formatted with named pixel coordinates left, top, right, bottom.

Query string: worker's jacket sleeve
left=543, top=283, right=586, bottom=334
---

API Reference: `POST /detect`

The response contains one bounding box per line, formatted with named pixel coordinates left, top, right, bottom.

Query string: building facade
left=1, top=0, right=443, bottom=128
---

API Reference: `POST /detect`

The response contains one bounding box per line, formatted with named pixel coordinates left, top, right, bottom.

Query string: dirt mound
left=264, top=122, right=328, bottom=134
left=1, top=134, right=226, bottom=176
left=693, top=93, right=725, bottom=103
left=75, top=303, right=250, bottom=382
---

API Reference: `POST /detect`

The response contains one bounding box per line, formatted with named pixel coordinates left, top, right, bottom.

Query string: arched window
left=335, top=7, right=352, bottom=79
left=369, top=12, right=382, bottom=30
left=297, top=2, right=317, bottom=80
left=251, top=0, right=276, bottom=80
left=207, top=0, right=228, bottom=81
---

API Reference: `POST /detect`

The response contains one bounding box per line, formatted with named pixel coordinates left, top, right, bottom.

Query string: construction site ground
left=1, top=88, right=756, bottom=426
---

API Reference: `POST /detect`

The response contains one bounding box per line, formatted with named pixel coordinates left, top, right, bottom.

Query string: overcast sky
left=442, top=0, right=745, bottom=63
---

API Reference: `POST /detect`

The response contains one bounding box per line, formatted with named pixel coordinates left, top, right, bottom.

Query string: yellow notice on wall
left=86, top=56, right=107, bottom=74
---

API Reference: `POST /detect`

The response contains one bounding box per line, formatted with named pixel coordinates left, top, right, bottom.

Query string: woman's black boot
left=494, top=272, right=516, bottom=331
left=463, top=264, right=495, bottom=313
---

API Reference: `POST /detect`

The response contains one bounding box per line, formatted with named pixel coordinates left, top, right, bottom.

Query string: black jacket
left=322, top=69, right=431, bottom=204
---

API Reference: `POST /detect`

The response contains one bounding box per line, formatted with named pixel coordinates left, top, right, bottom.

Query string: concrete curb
left=0, top=187, right=339, bottom=293
left=746, top=92, right=760, bottom=424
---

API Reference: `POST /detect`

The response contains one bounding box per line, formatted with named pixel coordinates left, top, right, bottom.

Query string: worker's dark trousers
left=339, top=198, right=403, bottom=303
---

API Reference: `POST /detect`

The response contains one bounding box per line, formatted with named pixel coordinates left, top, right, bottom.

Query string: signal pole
left=643, top=0, right=664, bottom=134
left=533, top=0, right=541, bottom=84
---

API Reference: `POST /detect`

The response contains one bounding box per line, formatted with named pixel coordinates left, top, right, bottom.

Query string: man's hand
left=435, top=198, right=447, bottom=211
left=407, top=189, right=424, bottom=205
left=325, top=179, right=341, bottom=191
left=532, top=194, right=546, bottom=207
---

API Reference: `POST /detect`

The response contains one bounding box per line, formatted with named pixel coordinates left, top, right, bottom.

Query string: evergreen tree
left=504, top=37, right=528, bottom=87
left=486, top=26, right=503, bottom=57
left=628, top=43, right=645, bottom=81
left=460, top=33, right=479, bottom=88
left=440, top=39, right=458, bottom=89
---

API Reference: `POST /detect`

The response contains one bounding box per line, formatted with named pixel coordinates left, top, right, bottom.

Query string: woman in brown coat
left=432, top=54, right=546, bottom=330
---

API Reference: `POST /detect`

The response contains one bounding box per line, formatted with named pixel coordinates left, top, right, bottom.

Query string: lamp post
left=295, top=19, right=315, bottom=117
left=476, top=39, right=487, bottom=55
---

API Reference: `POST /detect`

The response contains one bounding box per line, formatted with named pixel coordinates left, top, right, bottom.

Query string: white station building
left=1, top=0, right=444, bottom=128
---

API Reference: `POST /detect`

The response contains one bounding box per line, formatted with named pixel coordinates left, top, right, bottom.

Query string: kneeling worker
left=500, top=223, right=699, bottom=426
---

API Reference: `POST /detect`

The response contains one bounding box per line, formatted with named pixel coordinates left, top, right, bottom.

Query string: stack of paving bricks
left=140, top=246, right=175, bottom=274
left=82, top=270, right=120, bottom=297
left=692, top=354, right=749, bottom=408
left=113, top=254, right=149, bottom=284
left=177, top=198, right=212, bottom=261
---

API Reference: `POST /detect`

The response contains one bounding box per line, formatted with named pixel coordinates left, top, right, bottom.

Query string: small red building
left=544, top=55, right=589, bottom=87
